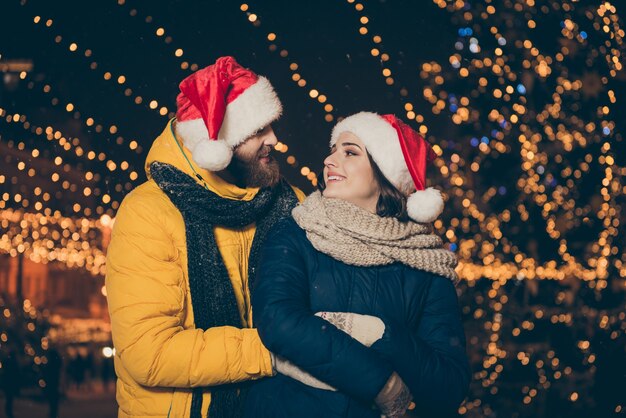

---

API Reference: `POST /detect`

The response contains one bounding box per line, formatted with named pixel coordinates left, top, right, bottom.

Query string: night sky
left=1, top=0, right=458, bottom=197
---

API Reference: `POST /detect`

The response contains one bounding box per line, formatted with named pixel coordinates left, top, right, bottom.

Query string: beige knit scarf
left=292, top=191, right=458, bottom=282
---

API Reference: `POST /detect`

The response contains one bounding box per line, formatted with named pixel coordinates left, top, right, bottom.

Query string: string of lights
left=343, top=0, right=430, bottom=136
left=0, top=108, right=140, bottom=185
left=240, top=2, right=345, bottom=187
left=0, top=133, right=99, bottom=215
left=240, top=3, right=337, bottom=124
left=0, top=86, right=144, bottom=211
left=16, top=70, right=145, bottom=157
left=2, top=71, right=147, bottom=214
left=27, top=11, right=173, bottom=120
left=0, top=209, right=110, bottom=276
left=0, top=109, right=137, bottom=215
left=2, top=107, right=99, bottom=162
left=114, top=0, right=198, bottom=73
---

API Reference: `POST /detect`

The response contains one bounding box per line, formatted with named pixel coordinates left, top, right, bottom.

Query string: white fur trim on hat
left=406, top=187, right=444, bottom=223
left=220, top=76, right=282, bottom=147
left=330, top=112, right=414, bottom=194
left=189, top=138, right=233, bottom=172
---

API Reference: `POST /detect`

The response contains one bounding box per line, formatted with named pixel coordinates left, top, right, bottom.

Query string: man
left=105, top=56, right=304, bottom=418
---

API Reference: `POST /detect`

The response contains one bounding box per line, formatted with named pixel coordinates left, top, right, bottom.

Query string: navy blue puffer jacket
left=245, top=218, right=470, bottom=418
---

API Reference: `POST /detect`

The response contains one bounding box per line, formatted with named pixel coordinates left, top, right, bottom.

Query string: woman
left=245, top=112, right=471, bottom=418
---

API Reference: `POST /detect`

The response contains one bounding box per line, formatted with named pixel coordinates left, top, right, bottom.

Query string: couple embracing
left=105, top=56, right=470, bottom=418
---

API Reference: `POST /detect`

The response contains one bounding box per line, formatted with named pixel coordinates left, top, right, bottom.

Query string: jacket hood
left=144, top=119, right=260, bottom=201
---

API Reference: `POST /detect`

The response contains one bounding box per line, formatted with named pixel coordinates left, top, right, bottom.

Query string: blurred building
left=0, top=253, right=110, bottom=343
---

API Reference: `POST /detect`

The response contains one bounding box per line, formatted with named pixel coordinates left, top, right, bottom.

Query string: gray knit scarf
left=150, top=162, right=298, bottom=418
left=292, top=191, right=458, bottom=282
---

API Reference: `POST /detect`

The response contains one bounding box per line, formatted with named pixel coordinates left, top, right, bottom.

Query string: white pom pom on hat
left=189, top=139, right=233, bottom=172
left=331, top=112, right=444, bottom=223
left=406, top=188, right=445, bottom=223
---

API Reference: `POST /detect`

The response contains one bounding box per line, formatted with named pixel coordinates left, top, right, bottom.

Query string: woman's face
left=322, top=132, right=380, bottom=213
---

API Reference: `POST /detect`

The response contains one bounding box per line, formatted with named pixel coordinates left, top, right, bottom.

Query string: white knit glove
left=270, top=312, right=386, bottom=391
left=272, top=352, right=336, bottom=391
left=315, top=311, right=386, bottom=347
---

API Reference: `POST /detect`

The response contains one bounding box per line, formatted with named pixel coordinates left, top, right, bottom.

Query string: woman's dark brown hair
left=317, top=153, right=410, bottom=222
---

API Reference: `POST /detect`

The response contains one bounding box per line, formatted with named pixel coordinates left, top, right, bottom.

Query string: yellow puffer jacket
left=105, top=120, right=305, bottom=418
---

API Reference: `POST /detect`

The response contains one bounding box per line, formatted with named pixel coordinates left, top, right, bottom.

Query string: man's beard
left=229, top=146, right=281, bottom=188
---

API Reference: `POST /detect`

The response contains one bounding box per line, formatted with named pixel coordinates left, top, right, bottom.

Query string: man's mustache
left=258, top=146, right=274, bottom=158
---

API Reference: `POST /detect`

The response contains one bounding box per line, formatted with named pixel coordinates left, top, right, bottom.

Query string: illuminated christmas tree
left=418, top=0, right=625, bottom=287
left=414, top=1, right=626, bottom=416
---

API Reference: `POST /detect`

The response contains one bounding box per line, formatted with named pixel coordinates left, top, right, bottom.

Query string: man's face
left=229, top=125, right=281, bottom=188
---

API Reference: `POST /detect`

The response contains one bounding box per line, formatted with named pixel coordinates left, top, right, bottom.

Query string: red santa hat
left=330, top=112, right=444, bottom=223
left=175, top=56, right=282, bottom=171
